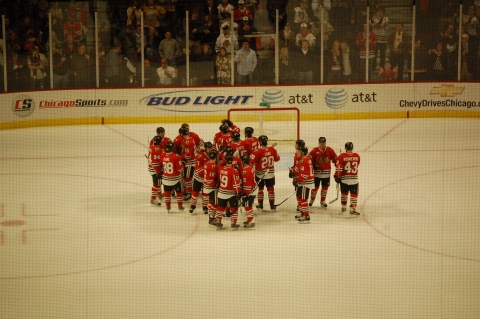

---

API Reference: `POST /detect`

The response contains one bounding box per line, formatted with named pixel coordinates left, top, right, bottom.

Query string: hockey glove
left=334, top=176, right=341, bottom=184
left=292, top=178, right=298, bottom=188
left=288, top=167, right=295, bottom=178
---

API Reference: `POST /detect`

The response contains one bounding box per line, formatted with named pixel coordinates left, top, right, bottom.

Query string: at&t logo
left=12, top=94, right=36, bottom=117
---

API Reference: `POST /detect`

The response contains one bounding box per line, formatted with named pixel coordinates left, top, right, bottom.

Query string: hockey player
left=149, top=127, right=171, bottom=150
left=219, top=146, right=242, bottom=172
left=308, top=137, right=337, bottom=208
left=228, top=131, right=246, bottom=156
left=172, top=123, right=203, bottom=155
left=181, top=123, right=204, bottom=151
left=159, top=142, right=185, bottom=213
left=243, top=126, right=258, bottom=156
left=334, top=142, right=360, bottom=216
left=250, top=135, right=280, bottom=211
left=221, top=118, right=241, bottom=133
left=189, top=142, right=214, bottom=214
left=177, top=126, right=198, bottom=201
left=213, top=122, right=232, bottom=152
left=148, top=136, right=164, bottom=206
left=290, top=146, right=315, bottom=223
left=240, top=154, right=256, bottom=228
left=204, top=150, right=220, bottom=225
left=214, top=154, right=242, bottom=229
left=293, top=139, right=305, bottom=165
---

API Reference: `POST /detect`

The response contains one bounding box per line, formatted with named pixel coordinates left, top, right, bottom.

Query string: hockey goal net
left=228, top=107, right=300, bottom=142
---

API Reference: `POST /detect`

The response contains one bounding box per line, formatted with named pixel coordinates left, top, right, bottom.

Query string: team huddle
left=147, top=120, right=360, bottom=230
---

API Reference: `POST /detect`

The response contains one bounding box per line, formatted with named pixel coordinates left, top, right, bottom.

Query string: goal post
left=227, top=107, right=300, bottom=142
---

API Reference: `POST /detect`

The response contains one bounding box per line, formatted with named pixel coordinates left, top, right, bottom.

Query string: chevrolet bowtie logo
left=430, top=84, right=464, bottom=97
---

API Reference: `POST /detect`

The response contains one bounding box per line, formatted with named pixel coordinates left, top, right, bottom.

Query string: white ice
left=1, top=118, right=479, bottom=319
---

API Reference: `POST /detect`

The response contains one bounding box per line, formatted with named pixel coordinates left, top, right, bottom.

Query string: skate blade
left=298, top=220, right=311, bottom=224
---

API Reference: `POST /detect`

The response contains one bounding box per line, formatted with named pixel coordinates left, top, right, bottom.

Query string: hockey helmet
left=224, top=146, right=234, bottom=155
left=156, top=127, right=165, bottom=134
left=319, top=137, right=326, bottom=143
left=258, top=135, right=268, bottom=146
left=225, top=154, right=233, bottom=164
left=204, top=141, right=213, bottom=149
left=208, top=150, right=218, bottom=160
left=153, top=135, right=162, bottom=145
left=295, top=139, right=305, bottom=148
left=345, top=142, right=354, bottom=150
left=220, top=123, right=229, bottom=133
left=240, top=154, right=250, bottom=165
left=165, top=142, right=174, bottom=152
left=179, top=127, right=188, bottom=136
left=231, top=132, right=240, bottom=141
left=244, top=127, right=254, bottom=137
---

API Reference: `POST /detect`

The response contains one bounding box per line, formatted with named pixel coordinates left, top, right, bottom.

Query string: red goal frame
left=227, top=107, right=300, bottom=140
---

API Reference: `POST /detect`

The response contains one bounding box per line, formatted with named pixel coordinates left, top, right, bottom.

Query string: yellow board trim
left=1, top=111, right=480, bottom=130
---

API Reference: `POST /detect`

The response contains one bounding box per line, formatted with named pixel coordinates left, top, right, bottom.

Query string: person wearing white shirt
left=156, top=58, right=178, bottom=85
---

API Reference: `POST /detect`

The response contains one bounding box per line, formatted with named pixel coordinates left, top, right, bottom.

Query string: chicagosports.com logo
left=12, top=94, right=36, bottom=117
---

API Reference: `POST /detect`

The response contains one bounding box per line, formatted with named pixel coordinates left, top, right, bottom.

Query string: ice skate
left=178, top=205, right=185, bottom=212
left=214, top=219, right=223, bottom=229
left=256, top=203, right=263, bottom=210
left=297, top=214, right=310, bottom=224
left=231, top=223, right=240, bottom=230
left=295, top=214, right=303, bottom=220
left=270, top=203, right=276, bottom=211
left=243, top=221, right=255, bottom=229
left=203, top=207, right=208, bottom=214
left=183, top=193, right=191, bottom=201
left=189, top=205, right=196, bottom=214
left=166, top=205, right=171, bottom=213
left=151, top=199, right=161, bottom=206
left=308, top=200, right=314, bottom=207
left=320, top=201, right=327, bottom=208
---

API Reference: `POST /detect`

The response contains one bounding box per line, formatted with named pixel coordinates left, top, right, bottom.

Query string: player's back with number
left=218, top=165, right=241, bottom=198
left=250, top=146, right=280, bottom=178
left=336, top=152, right=360, bottom=185
left=160, top=152, right=184, bottom=185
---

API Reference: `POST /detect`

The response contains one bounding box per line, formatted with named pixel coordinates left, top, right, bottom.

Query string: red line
left=363, top=119, right=408, bottom=152
left=360, top=165, right=480, bottom=263
left=104, top=125, right=148, bottom=148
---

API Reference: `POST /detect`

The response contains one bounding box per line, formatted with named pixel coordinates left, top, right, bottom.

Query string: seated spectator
left=46, top=31, right=63, bottom=57
left=7, top=52, right=29, bottom=91
left=156, top=58, right=178, bottom=85
left=202, top=14, right=220, bottom=53
left=295, top=23, right=316, bottom=48
left=279, top=46, right=296, bottom=83
left=218, top=0, right=234, bottom=25
left=27, top=45, right=48, bottom=89
left=253, top=2, right=273, bottom=32
left=428, top=42, right=448, bottom=80
left=407, top=39, right=428, bottom=81
left=189, top=11, right=205, bottom=55
left=142, top=0, right=164, bottom=34
left=204, top=0, right=219, bottom=18
left=98, top=22, right=113, bottom=51
left=71, top=44, right=92, bottom=88
left=216, top=46, right=232, bottom=84
left=52, top=43, right=71, bottom=88
left=63, top=12, right=86, bottom=43
left=159, top=31, right=180, bottom=67
left=215, top=23, right=238, bottom=53
left=68, top=1, right=88, bottom=27
left=127, top=1, right=143, bottom=27
left=379, top=62, right=397, bottom=82
left=234, top=0, right=253, bottom=29
left=143, top=59, right=158, bottom=86
left=146, top=26, right=161, bottom=61
left=6, top=31, right=22, bottom=55
left=221, top=17, right=239, bottom=37
left=280, top=23, right=295, bottom=48
left=23, top=34, right=44, bottom=54
left=63, top=34, right=77, bottom=60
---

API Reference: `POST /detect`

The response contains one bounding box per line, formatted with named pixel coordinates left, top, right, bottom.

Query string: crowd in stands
left=1, top=0, right=480, bottom=91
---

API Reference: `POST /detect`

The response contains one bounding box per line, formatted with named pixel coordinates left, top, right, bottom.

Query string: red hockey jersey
left=241, top=164, right=256, bottom=195
left=160, top=152, right=184, bottom=186
left=309, top=146, right=337, bottom=178
left=335, top=152, right=360, bottom=185
left=218, top=165, right=241, bottom=199
left=148, top=144, right=164, bottom=175
left=203, top=160, right=219, bottom=193
left=293, top=156, right=315, bottom=187
left=250, top=146, right=280, bottom=179
left=193, top=151, right=210, bottom=182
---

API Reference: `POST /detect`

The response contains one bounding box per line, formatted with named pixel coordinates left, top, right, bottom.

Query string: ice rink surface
left=1, top=118, right=479, bottom=319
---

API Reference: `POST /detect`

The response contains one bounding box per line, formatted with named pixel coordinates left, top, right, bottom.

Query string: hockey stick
left=273, top=190, right=296, bottom=208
